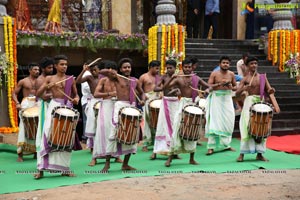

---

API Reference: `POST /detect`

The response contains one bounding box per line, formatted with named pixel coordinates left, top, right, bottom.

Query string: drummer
left=76, top=60, right=101, bottom=151
left=12, top=63, right=40, bottom=162
left=138, top=60, right=161, bottom=152
left=98, top=58, right=145, bottom=172
left=35, top=55, right=80, bottom=179
left=236, top=56, right=275, bottom=162
left=151, top=59, right=181, bottom=160
left=163, top=58, right=211, bottom=167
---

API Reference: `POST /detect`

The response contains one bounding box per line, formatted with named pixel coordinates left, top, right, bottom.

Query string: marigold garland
left=0, top=16, right=18, bottom=134
left=147, top=24, right=185, bottom=74
left=268, top=30, right=300, bottom=72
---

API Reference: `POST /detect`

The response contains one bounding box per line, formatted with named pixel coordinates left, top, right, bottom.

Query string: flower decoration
left=165, top=49, right=183, bottom=73
left=284, top=53, right=300, bottom=78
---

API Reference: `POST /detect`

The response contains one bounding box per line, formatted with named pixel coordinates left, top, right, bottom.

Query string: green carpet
left=0, top=139, right=299, bottom=194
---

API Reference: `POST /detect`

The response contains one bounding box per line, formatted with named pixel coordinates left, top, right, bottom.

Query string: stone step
left=276, top=103, right=300, bottom=111
left=276, top=96, right=300, bottom=104
left=187, top=53, right=266, bottom=60
left=197, top=60, right=273, bottom=68
left=275, top=90, right=300, bottom=97
left=185, top=48, right=262, bottom=55
left=185, top=43, right=259, bottom=50
left=195, top=71, right=289, bottom=78
left=197, top=66, right=280, bottom=73
left=185, top=38, right=258, bottom=45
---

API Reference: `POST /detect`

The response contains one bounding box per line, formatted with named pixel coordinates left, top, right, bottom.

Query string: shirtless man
left=205, top=56, right=237, bottom=156
left=138, top=60, right=161, bottom=152
left=99, top=58, right=145, bottom=172
left=236, top=56, right=275, bottom=162
left=163, top=58, right=211, bottom=167
left=13, top=63, right=40, bottom=162
left=76, top=61, right=100, bottom=150
left=34, top=55, right=79, bottom=179
left=151, top=59, right=181, bottom=160
left=88, top=60, right=122, bottom=166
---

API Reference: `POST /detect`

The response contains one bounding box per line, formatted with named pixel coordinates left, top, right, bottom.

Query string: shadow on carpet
left=0, top=138, right=299, bottom=194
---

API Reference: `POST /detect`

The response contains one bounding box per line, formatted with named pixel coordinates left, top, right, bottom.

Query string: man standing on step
left=202, top=0, right=219, bottom=39
left=205, top=56, right=237, bottom=155
left=186, top=0, right=202, bottom=38
left=236, top=56, right=275, bottom=162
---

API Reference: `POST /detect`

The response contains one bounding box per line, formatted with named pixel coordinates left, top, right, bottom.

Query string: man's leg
left=122, top=154, right=136, bottom=170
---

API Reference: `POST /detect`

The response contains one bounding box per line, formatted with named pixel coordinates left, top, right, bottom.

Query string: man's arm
left=12, top=80, right=23, bottom=109
left=71, top=79, right=80, bottom=105
left=76, top=64, right=91, bottom=84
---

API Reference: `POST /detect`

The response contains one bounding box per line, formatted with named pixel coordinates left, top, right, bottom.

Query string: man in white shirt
left=236, top=53, right=249, bottom=77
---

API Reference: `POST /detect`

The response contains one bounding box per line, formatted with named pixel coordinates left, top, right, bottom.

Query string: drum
left=249, top=102, right=273, bottom=138
left=148, top=99, right=162, bottom=129
left=93, top=101, right=101, bottom=118
left=48, top=106, right=80, bottom=150
left=179, top=105, right=204, bottom=141
left=116, top=107, right=142, bottom=145
left=21, top=106, right=39, bottom=140
left=198, top=98, right=207, bottom=111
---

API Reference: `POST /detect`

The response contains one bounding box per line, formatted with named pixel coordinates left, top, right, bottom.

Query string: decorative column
left=272, top=0, right=294, bottom=30
left=148, top=0, right=185, bottom=74
left=0, top=0, right=7, bottom=16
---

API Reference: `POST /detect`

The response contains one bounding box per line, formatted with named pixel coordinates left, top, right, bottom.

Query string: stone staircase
left=185, top=38, right=300, bottom=136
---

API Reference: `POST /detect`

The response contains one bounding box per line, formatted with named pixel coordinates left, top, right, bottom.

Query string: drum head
left=184, top=105, right=204, bottom=115
left=22, top=106, right=39, bottom=117
left=55, top=107, right=76, bottom=116
left=121, top=107, right=141, bottom=116
left=149, top=99, right=162, bottom=108
left=252, top=103, right=273, bottom=113
left=93, top=101, right=101, bottom=110
left=198, top=98, right=207, bottom=109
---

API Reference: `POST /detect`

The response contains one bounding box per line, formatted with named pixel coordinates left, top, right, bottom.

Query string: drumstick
left=131, top=88, right=142, bottom=103
left=87, top=57, right=101, bottom=67
left=116, top=74, right=136, bottom=81
left=269, top=93, right=280, bottom=113
left=189, top=86, right=206, bottom=93
left=249, top=71, right=257, bottom=86
left=53, top=76, right=74, bottom=86
left=57, top=88, right=73, bottom=102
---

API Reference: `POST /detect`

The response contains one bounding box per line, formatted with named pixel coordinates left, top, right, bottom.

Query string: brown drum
left=116, top=107, right=142, bottom=145
left=48, top=106, right=79, bottom=150
left=21, top=106, right=39, bottom=140
left=93, top=101, right=101, bottom=118
left=148, top=99, right=161, bottom=129
left=179, top=105, right=205, bottom=141
left=249, top=102, right=273, bottom=138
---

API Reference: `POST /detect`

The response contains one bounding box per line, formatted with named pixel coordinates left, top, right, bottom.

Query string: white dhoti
left=143, top=92, right=158, bottom=146
left=239, top=95, right=267, bottom=154
left=153, top=96, right=179, bottom=155
left=85, top=97, right=101, bottom=148
left=106, top=101, right=139, bottom=157
left=93, top=99, right=115, bottom=158
left=17, top=97, right=38, bottom=154
left=205, top=90, right=235, bottom=150
left=169, top=97, right=197, bottom=154
left=36, top=99, right=49, bottom=152
left=37, top=99, right=74, bottom=172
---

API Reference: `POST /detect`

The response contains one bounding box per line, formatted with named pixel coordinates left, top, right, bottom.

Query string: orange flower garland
left=147, top=24, right=185, bottom=74
left=0, top=16, right=18, bottom=134
left=268, top=30, right=300, bottom=72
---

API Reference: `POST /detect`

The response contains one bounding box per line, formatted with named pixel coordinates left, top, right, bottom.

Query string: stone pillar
left=272, top=3, right=294, bottom=30
left=155, top=0, right=176, bottom=25
left=0, top=0, right=7, bottom=16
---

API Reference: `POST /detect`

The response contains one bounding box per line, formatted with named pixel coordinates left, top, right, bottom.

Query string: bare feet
left=142, top=146, right=148, bottom=152
left=236, top=154, right=244, bottom=162
left=206, top=149, right=214, bottom=155
left=17, top=154, right=23, bottom=162
left=101, top=163, right=110, bottom=173
left=256, top=153, right=269, bottom=162
left=165, top=156, right=172, bottom=167
left=33, top=152, right=37, bottom=159
left=225, top=147, right=236, bottom=152
left=150, top=153, right=156, bottom=160
left=122, top=165, right=136, bottom=171
left=88, top=159, right=97, bottom=166
left=189, top=160, right=199, bottom=165
left=114, top=157, right=123, bottom=163
left=61, top=172, right=76, bottom=177
left=33, top=171, right=44, bottom=179
left=172, top=155, right=182, bottom=159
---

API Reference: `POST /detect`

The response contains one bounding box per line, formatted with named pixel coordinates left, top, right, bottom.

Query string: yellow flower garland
left=0, top=16, right=18, bottom=133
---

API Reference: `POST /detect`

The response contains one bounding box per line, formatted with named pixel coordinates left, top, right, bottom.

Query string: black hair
left=219, top=56, right=231, bottom=63
left=28, top=62, right=39, bottom=70
left=166, top=59, right=177, bottom=68
left=39, top=57, right=54, bottom=69
left=182, top=58, right=192, bottom=66
left=105, top=60, right=118, bottom=70
left=245, top=56, right=258, bottom=65
left=188, top=56, right=199, bottom=65
left=118, top=58, right=133, bottom=69
left=54, top=55, right=68, bottom=64
left=148, top=60, right=161, bottom=68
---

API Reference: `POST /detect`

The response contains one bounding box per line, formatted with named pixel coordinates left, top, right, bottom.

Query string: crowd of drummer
left=13, top=54, right=276, bottom=179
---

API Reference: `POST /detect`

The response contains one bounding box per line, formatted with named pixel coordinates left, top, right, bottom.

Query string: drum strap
left=129, top=77, right=138, bottom=105
left=191, top=75, right=198, bottom=102
left=64, top=76, right=73, bottom=105
left=259, top=74, right=266, bottom=101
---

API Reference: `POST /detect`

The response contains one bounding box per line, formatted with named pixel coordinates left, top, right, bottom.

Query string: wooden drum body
left=179, top=105, right=204, bottom=141
left=116, top=107, right=142, bottom=145
left=21, top=106, right=39, bottom=140
left=48, top=106, right=79, bottom=150
left=148, top=99, right=161, bottom=129
left=249, top=102, right=273, bottom=138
